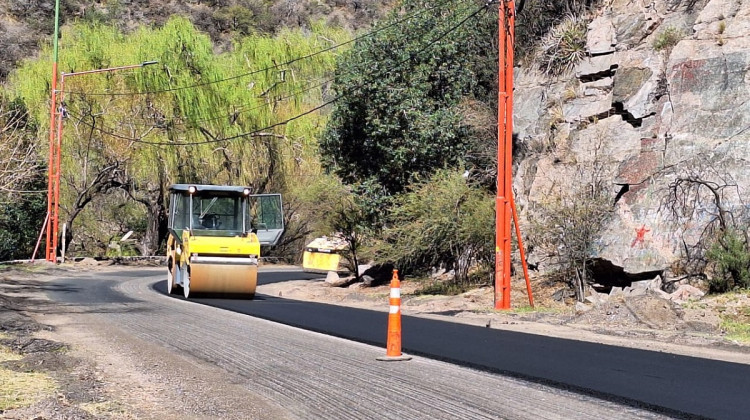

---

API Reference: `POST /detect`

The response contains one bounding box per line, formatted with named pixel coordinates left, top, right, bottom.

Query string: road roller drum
left=187, top=258, right=258, bottom=296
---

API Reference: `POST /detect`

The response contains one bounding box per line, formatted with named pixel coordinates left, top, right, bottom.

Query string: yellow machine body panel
left=302, top=250, right=342, bottom=273
left=182, top=233, right=260, bottom=257
left=302, top=236, right=349, bottom=273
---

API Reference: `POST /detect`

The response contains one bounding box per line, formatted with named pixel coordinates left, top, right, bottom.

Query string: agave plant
left=537, top=14, right=588, bottom=76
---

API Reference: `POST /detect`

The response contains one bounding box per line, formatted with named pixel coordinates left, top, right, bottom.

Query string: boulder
left=361, top=275, right=375, bottom=288
left=582, top=77, right=614, bottom=96
left=357, top=264, right=372, bottom=277
left=668, top=284, right=705, bottom=303
left=325, top=271, right=355, bottom=288
left=78, top=257, right=100, bottom=266
left=612, top=10, right=657, bottom=49
left=576, top=54, right=616, bottom=79
left=552, top=288, right=573, bottom=302
left=361, top=263, right=396, bottom=286
left=630, top=275, right=663, bottom=292
left=623, top=286, right=647, bottom=297
left=612, top=66, right=655, bottom=118
left=587, top=15, right=616, bottom=55
left=585, top=291, right=609, bottom=307
left=325, top=271, right=340, bottom=285
left=563, top=91, right=613, bottom=122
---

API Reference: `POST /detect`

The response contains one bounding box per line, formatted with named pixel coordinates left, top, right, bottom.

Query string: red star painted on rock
left=631, top=225, right=650, bottom=248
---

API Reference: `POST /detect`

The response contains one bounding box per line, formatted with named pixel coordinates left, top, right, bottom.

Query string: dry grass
left=692, top=290, right=750, bottom=343
left=0, top=344, right=21, bottom=361
left=0, top=344, right=57, bottom=411
left=653, top=26, right=683, bottom=51
left=81, top=400, right=131, bottom=417
left=714, top=291, right=750, bottom=343
left=722, top=319, right=750, bottom=343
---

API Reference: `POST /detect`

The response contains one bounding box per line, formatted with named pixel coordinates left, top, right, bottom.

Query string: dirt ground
left=0, top=262, right=292, bottom=419
left=1, top=261, right=749, bottom=418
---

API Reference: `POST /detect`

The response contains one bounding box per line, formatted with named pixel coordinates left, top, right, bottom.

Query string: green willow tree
left=8, top=17, right=348, bottom=256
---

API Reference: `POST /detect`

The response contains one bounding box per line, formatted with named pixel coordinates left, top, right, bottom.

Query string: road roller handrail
left=188, top=229, right=249, bottom=237
left=169, top=184, right=251, bottom=194
left=168, top=229, right=183, bottom=245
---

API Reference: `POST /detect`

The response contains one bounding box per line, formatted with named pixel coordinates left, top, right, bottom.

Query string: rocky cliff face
left=515, top=0, right=750, bottom=282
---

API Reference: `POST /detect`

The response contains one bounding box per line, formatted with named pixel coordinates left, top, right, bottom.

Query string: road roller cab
left=166, top=184, right=284, bottom=299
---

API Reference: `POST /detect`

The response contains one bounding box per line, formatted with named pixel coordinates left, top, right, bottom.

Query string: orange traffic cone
left=377, top=269, right=412, bottom=361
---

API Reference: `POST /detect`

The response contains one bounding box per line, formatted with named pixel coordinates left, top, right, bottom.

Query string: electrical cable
left=63, top=75, right=333, bottom=135
left=148, top=77, right=333, bottom=128
left=67, top=2, right=492, bottom=146
left=62, top=0, right=470, bottom=97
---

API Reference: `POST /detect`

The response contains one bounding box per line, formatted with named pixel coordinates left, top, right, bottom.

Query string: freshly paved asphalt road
left=163, top=269, right=750, bottom=420
left=49, top=267, right=749, bottom=419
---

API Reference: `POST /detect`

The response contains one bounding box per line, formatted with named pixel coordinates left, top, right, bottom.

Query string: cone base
left=376, top=354, right=412, bottom=362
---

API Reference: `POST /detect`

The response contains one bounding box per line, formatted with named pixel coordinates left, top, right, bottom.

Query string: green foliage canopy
left=0, top=174, right=46, bottom=261
left=707, top=230, right=750, bottom=293
left=320, top=0, right=498, bottom=196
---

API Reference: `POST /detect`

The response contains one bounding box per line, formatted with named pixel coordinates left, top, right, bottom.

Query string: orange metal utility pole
left=495, top=0, right=515, bottom=309
left=43, top=0, right=61, bottom=262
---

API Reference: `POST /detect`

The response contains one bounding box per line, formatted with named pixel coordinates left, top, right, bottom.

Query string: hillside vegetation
left=0, top=0, right=395, bottom=80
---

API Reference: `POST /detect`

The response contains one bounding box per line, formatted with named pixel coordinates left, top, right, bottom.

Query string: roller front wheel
left=167, top=259, right=183, bottom=295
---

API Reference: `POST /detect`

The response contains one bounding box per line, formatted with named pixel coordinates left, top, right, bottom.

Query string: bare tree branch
left=0, top=105, right=39, bottom=197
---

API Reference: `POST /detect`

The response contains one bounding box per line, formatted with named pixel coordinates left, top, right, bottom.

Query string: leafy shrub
left=0, top=175, right=45, bottom=261
left=213, top=6, right=257, bottom=35
left=653, top=26, right=683, bottom=51
left=374, top=169, right=494, bottom=285
left=706, top=230, right=750, bottom=293
left=537, top=14, right=588, bottom=76
left=320, top=0, right=497, bottom=197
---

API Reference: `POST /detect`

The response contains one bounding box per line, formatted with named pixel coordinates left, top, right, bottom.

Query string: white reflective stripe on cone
left=389, top=305, right=399, bottom=314
left=390, top=288, right=401, bottom=298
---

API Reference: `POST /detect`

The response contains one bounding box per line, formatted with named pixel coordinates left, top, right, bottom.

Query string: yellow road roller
left=166, top=184, right=284, bottom=299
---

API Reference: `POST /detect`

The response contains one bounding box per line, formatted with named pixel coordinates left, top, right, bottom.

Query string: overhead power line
left=152, top=77, right=334, bottom=128
left=62, top=0, right=469, bottom=97
left=68, top=2, right=492, bottom=147
left=64, top=75, right=334, bottom=137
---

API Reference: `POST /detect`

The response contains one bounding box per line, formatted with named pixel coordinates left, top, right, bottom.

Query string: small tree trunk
left=137, top=184, right=168, bottom=256
left=574, top=267, right=585, bottom=302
